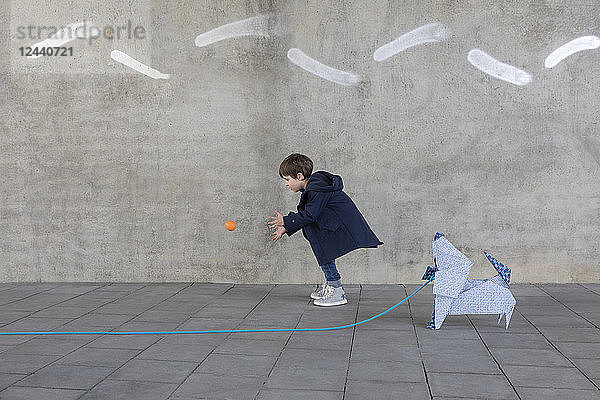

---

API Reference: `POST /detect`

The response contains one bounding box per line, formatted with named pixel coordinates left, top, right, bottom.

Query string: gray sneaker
left=313, top=286, right=347, bottom=307
left=310, top=283, right=329, bottom=300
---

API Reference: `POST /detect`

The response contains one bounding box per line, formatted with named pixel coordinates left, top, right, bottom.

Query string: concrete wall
left=2, top=0, right=599, bottom=283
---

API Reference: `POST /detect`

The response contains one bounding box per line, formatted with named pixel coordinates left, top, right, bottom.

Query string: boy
left=269, top=153, right=383, bottom=306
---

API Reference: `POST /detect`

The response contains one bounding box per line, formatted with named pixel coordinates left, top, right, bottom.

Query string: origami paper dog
left=422, top=232, right=516, bottom=330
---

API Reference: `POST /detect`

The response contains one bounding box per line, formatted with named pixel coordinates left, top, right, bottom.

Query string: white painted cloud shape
left=467, top=49, right=532, bottom=86
left=374, top=22, right=451, bottom=62
left=194, top=14, right=271, bottom=48
left=110, top=50, right=170, bottom=79
left=27, top=21, right=94, bottom=59
left=287, top=48, right=361, bottom=86
left=544, top=36, right=600, bottom=68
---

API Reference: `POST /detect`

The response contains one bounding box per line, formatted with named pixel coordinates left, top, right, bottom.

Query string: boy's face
left=283, top=173, right=306, bottom=192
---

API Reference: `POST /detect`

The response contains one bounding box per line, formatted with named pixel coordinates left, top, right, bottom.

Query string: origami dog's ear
left=433, top=232, right=445, bottom=241
left=484, top=251, right=511, bottom=286
left=422, top=265, right=437, bottom=281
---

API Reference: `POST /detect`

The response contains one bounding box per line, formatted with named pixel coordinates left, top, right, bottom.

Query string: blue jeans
left=319, top=260, right=341, bottom=287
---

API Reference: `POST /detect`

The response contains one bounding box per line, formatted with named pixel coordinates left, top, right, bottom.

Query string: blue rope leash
left=0, top=279, right=432, bottom=336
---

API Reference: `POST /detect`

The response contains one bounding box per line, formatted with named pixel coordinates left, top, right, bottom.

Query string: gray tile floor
left=0, top=282, right=598, bottom=400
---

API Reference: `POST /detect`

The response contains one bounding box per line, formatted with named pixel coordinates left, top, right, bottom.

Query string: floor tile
left=345, top=380, right=430, bottom=400
left=0, top=387, right=86, bottom=400
left=503, top=365, right=596, bottom=390
left=428, top=372, right=518, bottom=399
left=15, top=364, right=115, bottom=390
left=109, top=359, right=198, bottom=383
left=171, top=373, right=263, bottom=400
left=79, top=379, right=178, bottom=400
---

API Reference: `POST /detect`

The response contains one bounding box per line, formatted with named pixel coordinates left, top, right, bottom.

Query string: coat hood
left=303, top=171, right=343, bottom=192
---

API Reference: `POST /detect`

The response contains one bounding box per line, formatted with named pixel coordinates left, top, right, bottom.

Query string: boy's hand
left=270, top=226, right=286, bottom=242
left=268, top=210, right=284, bottom=228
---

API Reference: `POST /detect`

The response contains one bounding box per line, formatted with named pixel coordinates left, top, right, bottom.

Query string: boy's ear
left=296, top=172, right=305, bottom=181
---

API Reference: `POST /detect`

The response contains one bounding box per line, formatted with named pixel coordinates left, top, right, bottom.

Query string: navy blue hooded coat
left=282, top=171, right=383, bottom=265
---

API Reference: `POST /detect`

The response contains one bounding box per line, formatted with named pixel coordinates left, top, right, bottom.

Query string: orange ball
left=225, top=220, right=237, bottom=231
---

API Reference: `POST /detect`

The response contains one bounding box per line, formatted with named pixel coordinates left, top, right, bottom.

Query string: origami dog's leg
left=499, top=287, right=517, bottom=329
left=505, top=306, right=515, bottom=329
left=426, top=307, right=435, bottom=329
left=497, top=314, right=503, bottom=325
left=434, top=295, right=453, bottom=329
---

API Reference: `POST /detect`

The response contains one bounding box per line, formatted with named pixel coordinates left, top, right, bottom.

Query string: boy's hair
left=279, top=153, right=313, bottom=179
